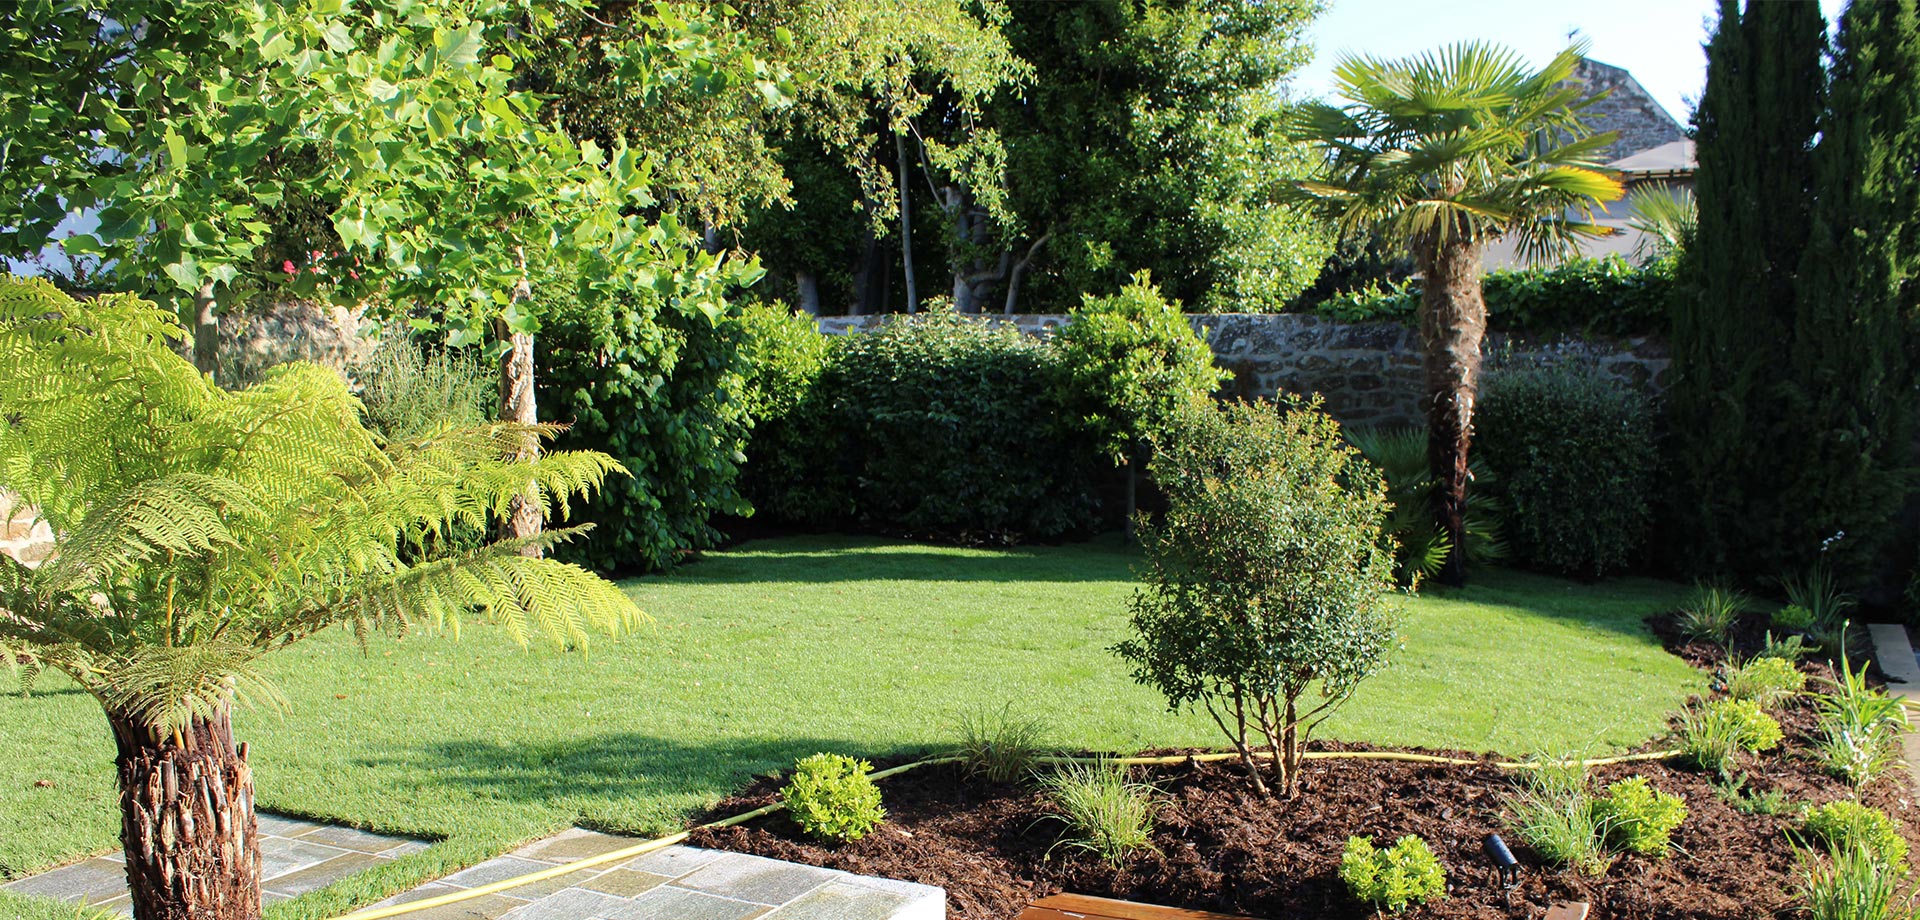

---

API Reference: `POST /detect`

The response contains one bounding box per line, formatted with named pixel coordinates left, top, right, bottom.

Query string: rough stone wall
left=817, top=313, right=1670, bottom=430
left=1571, top=58, right=1688, bottom=162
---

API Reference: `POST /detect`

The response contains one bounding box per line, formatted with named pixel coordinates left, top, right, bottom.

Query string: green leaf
left=322, top=21, right=355, bottom=53
left=435, top=25, right=485, bottom=67
left=164, top=129, right=189, bottom=173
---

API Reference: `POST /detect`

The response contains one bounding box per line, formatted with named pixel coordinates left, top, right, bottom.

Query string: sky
left=1295, top=0, right=1847, bottom=125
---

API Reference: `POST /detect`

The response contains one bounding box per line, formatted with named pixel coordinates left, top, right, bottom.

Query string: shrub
left=1711, top=773, right=1794, bottom=816
left=1813, top=656, right=1907, bottom=789
left=1799, top=847, right=1913, bottom=920
left=1775, top=604, right=1818, bottom=632
left=1340, top=835, right=1447, bottom=913
left=351, top=334, right=495, bottom=442
left=1760, top=631, right=1816, bottom=663
left=1677, top=583, right=1748, bottom=648
left=1475, top=362, right=1656, bottom=578
left=1591, top=777, right=1689, bottom=857
left=1726, top=656, right=1807, bottom=708
left=1116, top=397, right=1399, bottom=797
left=1050, top=270, right=1226, bottom=464
left=732, top=304, right=842, bottom=525
left=1805, top=801, right=1909, bottom=867
left=814, top=315, right=1100, bottom=541
left=1680, top=698, right=1784, bottom=777
left=1348, top=425, right=1505, bottom=586
left=1508, top=761, right=1609, bottom=875
left=780, top=754, right=886, bottom=843
left=954, top=704, right=1047, bottom=785
left=1038, top=761, right=1157, bottom=867
left=1312, top=257, right=1672, bottom=336
left=539, top=281, right=753, bottom=572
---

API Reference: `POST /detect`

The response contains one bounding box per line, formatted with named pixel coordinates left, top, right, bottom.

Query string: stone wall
left=817, top=313, right=1670, bottom=430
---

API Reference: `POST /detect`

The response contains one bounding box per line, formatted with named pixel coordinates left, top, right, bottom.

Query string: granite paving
left=363, top=830, right=943, bottom=920
left=1, top=815, right=429, bottom=916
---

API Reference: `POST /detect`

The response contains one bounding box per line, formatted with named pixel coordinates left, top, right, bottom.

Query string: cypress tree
left=1780, top=0, right=1920, bottom=579
left=1668, top=0, right=1826, bottom=577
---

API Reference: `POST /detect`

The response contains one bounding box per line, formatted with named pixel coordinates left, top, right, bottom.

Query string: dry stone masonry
left=818, top=313, right=1669, bottom=430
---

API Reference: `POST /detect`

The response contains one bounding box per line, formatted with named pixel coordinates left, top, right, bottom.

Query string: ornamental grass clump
left=1038, top=761, right=1158, bottom=867
left=1116, top=397, right=1400, bottom=798
left=1680, top=698, right=1784, bottom=778
left=1677, top=583, right=1748, bottom=648
left=1507, top=760, right=1609, bottom=876
left=1804, top=801, right=1909, bottom=868
left=781, top=754, right=887, bottom=843
left=1799, top=847, right=1916, bottom=920
left=955, top=704, right=1048, bottom=785
left=1340, top=835, right=1447, bottom=913
left=1591, top=776, right=1689, bottom=857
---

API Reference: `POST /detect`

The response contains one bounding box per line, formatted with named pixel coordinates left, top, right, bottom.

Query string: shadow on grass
left=1410, top=566, right=1690, bottom=644
left=360, top=733, right=935, bottom=815
left=641, top=534, right=1139, bottom=587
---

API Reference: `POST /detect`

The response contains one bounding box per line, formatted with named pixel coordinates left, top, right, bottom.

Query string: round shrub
left=1592, top=776, right=1688, bottom=857
left=1340, top=834, right=1447, bottom=913
left=1477, top=362, right=1657, bottom=578
left=1050, top=270, right=1226, bottom=464
left=781, top=754, right=886, bottom=843
left=1774, top=604, right=1817, bottom=632
left=1804, top=800, right=1908, bottom=867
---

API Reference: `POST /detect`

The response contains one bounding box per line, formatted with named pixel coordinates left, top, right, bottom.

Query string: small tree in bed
left=1116, top=397, right=1400, bottom=797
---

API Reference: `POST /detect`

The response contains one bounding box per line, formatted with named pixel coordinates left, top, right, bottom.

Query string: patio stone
left=511, top=828, right=640, bottom=863
left=3, top=815, right=429, bottom=915
left=299, top=824, right=423, bottom=854
left=1, top=857, right=127, bottom=902
left=623, top=844, right=723, bottom=878
left=609, top=885, right=770, bottom=920
left=264, top=852, right=386, bottom=897
left=255, top=814, right=329, bottom=838
left=579, top=869, right=672, bottom=898
left=441, top=855, right=598, bottom=901
left=498, top=887, right=634, bottom=919
left=378, top=893, right=530, bottom=920
left=259, top=838, right=355, bottom=881
left=671, top=852, right=839, bottom=906
left=761, top=880, right=914, bottom=920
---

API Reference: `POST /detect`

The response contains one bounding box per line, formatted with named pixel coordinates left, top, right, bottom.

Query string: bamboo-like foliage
left=0, top=276, right=644, bottom=735
left=1284, top=41, right=1624, bottom=262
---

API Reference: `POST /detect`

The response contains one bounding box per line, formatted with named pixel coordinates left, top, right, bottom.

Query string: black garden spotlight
left=1482, top=833, right=1521, bottom=887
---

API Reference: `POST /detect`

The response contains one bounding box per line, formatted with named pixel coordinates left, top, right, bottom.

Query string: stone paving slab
left=369, top=834, right=942, bottom=920
left=1867, top=623, right=1920, bottom=797
left=1, top=815, right=429, bottom=916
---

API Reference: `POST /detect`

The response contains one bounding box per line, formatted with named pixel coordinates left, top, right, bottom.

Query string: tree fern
left=0, top=275, right=643, bottom=736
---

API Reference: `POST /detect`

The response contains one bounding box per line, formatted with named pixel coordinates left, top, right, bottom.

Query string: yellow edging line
left=332, top=750, right=1673, bottom=920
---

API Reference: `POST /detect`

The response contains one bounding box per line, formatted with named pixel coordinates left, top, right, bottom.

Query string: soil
left=692, top=618, right=1920, bottom=920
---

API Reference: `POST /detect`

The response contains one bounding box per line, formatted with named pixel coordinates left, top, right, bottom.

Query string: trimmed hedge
left=1476, top=362, right=1658, bottom=578
left=1315, top=257, right=1672, bottom=336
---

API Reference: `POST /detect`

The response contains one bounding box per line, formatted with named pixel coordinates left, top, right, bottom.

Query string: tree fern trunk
left=498, top=324, right=542, bottom=556
left=110, top=708, right=261, bottom=920
left=1417, top=237, right=1486, bottom=587
left=191, top=283, right=218, bottom=385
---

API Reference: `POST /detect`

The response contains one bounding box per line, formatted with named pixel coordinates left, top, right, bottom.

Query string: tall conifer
left=1668, top=0, right=1826, bottom=576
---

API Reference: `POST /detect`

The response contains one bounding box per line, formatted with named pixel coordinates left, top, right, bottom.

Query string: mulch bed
left=691, top=617, right=1920, bottom=920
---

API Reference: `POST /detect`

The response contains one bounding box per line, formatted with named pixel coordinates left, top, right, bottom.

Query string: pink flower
left=282, top=260, right=296, bottom=274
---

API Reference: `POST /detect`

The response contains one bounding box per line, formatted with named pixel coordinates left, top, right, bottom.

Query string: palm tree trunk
left=1415, top=236, right=1486, bottom=587
left=191, top=283, right=218, bottom=385
left=109, top=707, right=261, bottom=920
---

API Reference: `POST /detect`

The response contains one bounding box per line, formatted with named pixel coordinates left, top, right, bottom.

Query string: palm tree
left=0, top=276, right=642, bottom=920
left=1286, top=42, right=1623, bottom=585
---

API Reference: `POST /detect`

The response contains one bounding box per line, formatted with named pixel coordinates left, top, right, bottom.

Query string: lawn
left=0, top=534, right=1700, bottom=919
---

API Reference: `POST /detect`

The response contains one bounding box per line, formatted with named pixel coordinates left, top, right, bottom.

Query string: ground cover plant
left=0, top=536, right=1699, bottom=918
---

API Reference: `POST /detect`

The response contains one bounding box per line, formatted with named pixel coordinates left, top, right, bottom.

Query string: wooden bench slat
left=1028, top=892, right=1258, bottom=920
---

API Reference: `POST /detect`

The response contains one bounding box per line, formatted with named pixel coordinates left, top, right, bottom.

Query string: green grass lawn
left=0, top=534, right=1700, bottom=919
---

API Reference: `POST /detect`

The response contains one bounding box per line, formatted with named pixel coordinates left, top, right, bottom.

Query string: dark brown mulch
left=692, top=689, right=1920, bottom=920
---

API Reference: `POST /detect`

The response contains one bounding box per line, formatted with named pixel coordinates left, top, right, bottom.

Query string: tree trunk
left=852, top=225, right=888, bottom=316
left=794, top=271, right=821, bottom=315
left=497, top=268, right=542, bottom=557
left=1004, top=231, right=1052, bottom=314
left=895, top=134, right=918, bottom=314
left=191, top=283, right=218, bottom=385
left=109, top=707, right=261, bottom=920
left=1415, top=237, right=1487, bottom=587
